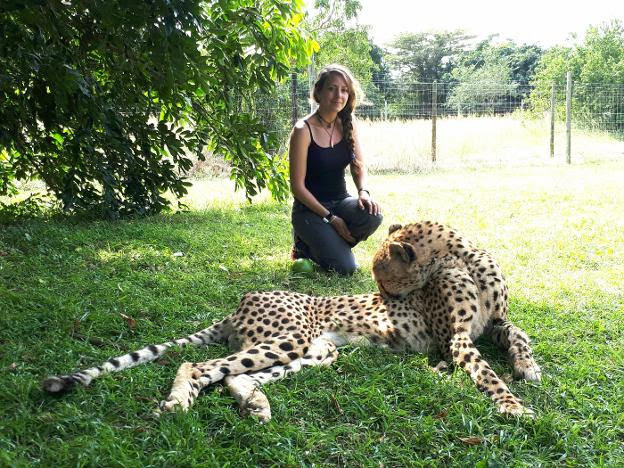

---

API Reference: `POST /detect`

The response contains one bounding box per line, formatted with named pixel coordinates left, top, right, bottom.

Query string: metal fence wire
left=253, top=77, right=623, bottom=169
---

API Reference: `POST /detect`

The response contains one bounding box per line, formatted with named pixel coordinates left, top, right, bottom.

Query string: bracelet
left=358, top=188, right=370, bottom=196
left=322, top=211, right=335, bottom=224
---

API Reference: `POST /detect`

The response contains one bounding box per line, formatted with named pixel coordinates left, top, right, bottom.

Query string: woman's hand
left=357, top=191, right=381, bottom=216
left=330, top=216, right=356, bottom=244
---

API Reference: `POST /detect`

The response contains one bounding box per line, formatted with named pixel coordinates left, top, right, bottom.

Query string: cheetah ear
left=388, top=223, right=403, bottom=234
left=388, top=241, right=417, bottom=264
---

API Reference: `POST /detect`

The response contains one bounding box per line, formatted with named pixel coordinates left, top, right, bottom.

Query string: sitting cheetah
left=43, top=221, right=540, bottom=419
left=372, top=221, right=541, bottom=414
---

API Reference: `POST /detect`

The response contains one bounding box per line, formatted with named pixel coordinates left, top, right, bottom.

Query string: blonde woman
left=289, top=64, right=382, bottom=274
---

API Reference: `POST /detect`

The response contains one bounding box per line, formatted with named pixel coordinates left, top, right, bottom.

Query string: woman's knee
left=355, top=212, right=383, bottom=240
left=321, top=255, right=357, bottom=276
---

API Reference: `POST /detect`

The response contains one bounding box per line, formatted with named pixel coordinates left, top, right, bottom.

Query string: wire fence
left=252, top=76, right=624, bottom=172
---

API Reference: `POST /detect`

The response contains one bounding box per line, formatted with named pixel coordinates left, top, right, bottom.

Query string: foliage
left=313, top=27, right=375, bottom=86
left=447, top=53, right=518, bottom=116
left=457, top=37, right=543, bottom=87
left=385, top=31, right=473, bottom=84
left=0, top=0, right=315, bottom=218
left=306, top=0, right=376, bottom=85
left=528, top=20, right=624, bottom=133
left=380, top=31, right=473, bottom=118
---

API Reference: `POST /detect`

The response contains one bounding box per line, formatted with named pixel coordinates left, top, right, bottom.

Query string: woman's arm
left=289, top=122, right=331, bottom=218
left=349, top=119, right=380, bottom=216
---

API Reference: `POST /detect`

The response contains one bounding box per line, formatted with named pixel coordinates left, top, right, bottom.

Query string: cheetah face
left=372, top=240, right=427, bottom=299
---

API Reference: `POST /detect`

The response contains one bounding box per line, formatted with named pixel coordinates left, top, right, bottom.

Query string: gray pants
left=292, top=197, right=383, bottom=275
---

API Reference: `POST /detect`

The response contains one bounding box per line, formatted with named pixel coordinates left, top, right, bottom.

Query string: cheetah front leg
left=488, top=319, right=541, bottom=382
left=224, top=337, right=338, bottom=423
left=450, top=333, right=533, bottom=416
left=160, top=334, right=310, bottom=412
left=429, top=267, right=533, bottom=416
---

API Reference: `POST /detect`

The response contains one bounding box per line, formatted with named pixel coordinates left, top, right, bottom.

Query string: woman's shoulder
left=292, top=118, right=309, bottom=131
left=290, top=118, right=313, bottom=146
left=291, top=116, right=315, bottom=137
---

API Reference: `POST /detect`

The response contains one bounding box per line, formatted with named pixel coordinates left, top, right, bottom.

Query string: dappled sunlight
left=181, top=178, right=275, bottom=210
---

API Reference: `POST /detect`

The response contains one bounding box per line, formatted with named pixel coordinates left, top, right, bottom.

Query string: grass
left=358, top=116, right=624, bottom=173
left=1, top=161, right=624, bottom=466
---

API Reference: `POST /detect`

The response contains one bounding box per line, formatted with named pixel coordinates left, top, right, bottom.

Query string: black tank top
left=302, top=120, right=353, bottom=201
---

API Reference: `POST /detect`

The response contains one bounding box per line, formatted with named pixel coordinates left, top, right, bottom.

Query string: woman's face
left=317, top=73, right=350, bottom=114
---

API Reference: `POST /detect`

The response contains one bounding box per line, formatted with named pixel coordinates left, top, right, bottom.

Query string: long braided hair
left=312, top=64, right=363, bottom=158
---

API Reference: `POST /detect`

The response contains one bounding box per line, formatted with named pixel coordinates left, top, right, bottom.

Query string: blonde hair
left=311, top=64, right=364, bottom=155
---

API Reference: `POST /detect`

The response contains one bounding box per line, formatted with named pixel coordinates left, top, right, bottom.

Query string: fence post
left=308, top=59, right=316, bottom=114
left=550, top=83, right=556, bottom=158
left=431, top=81, right=437, bottom=163
left=291, top=71, right=298, bottom=126
left=565, top=71, right=572, bottom=164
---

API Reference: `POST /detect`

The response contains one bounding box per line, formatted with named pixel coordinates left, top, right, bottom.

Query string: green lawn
left=1, top=162, right=623, bottom=466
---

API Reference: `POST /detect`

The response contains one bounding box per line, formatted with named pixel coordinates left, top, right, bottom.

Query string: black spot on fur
left=279, top=342, right=294, bottom=351
left=241, top=358, right=254, bottom=368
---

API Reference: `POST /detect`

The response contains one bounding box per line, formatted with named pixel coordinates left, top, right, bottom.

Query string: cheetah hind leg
left=160, top=333, right=314, bottom=413
left=488, top=319, right=542, bottom=382
left=224, top=337, right=338, bottom=423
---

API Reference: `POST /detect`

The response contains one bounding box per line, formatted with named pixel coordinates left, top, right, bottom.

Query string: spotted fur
left=372, top=221, right=541, bottom=415
left=43, top=289, right=436, bottom=419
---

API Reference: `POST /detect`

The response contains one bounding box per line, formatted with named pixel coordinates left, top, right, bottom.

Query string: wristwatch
left=322, top=211, right=335, bottom=224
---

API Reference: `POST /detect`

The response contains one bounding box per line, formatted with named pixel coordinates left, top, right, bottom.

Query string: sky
left=353, top=0, right=622, bottom=48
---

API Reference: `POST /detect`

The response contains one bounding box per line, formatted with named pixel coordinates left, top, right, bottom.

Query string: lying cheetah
left=43, top=290, right=433, bottom=421
left=372, top=221, right=541, bottom=414
left=43, top=221, right=540, bottom=419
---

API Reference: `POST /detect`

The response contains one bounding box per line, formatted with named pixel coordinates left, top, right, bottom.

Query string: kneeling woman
left=289, top=64, right=383, bottom=275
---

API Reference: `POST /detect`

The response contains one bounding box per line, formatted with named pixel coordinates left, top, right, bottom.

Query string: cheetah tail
left=42, top=317, right=232, bottom=394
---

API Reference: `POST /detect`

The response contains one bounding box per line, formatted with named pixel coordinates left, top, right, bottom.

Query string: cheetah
left=372, top=221, right=542, bottom=415
left=43, top=290, right=434, bottom=422
left=42, top=221, right=539, bottom=420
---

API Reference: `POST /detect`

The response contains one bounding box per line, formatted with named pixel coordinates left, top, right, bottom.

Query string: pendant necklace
left=316, top=112, right=337, bottom=148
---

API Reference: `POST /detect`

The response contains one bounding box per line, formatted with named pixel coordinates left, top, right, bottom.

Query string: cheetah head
left=372, top=224, right=431, bottom=299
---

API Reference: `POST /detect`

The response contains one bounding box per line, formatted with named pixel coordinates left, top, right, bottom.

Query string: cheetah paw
left=227, top=374, right=272, bottom=423
left=498, top=402, right=534, bottom=418
left=430, top=360, right=450, bottom=375
left=513, top=360, right=542, bottom=382
left=240, top=391, right=272, bottom=423
left=159, top=397, right=189, bottom=412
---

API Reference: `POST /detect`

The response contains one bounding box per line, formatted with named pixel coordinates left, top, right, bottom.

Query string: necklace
left=316, top=112, right=337, bottom=148
left=316, top=112, right=336, bottom=129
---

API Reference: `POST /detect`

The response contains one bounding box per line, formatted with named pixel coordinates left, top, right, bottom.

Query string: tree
left=305, top=0, right=376, bottom=84
left=529, top=20, right=624, bottom=132
left=447, top=60, right=518, bottom=116
left=447, top=38, right=541, bottom=115
left=385, top=30, right=473, bottom=83
left=0, top=0, right=315, bottom=218
left=458, top=37, right=543, bottom=87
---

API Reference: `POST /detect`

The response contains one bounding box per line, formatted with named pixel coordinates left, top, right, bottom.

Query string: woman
left=289, top=64, right=383, bottom=275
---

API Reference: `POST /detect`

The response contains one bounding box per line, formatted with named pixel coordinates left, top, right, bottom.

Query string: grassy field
left=1, top=161, right=624, bottom=466
left=358, top=116, right=624, bottom=173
